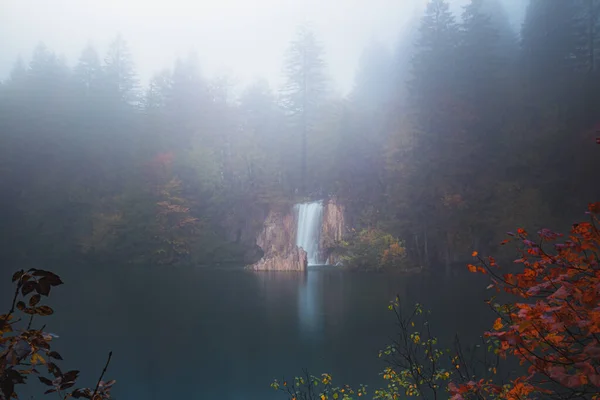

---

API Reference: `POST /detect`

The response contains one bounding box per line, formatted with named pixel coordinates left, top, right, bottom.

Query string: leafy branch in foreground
left=271, top=370, right=367, bottom=400
left=272, top=299, right=498, bottom=400
left=372, top=300, right=500, bottom=400
left=373, top=301, right=451, bottom=399
left=1, top=269, right=115, bottom=400
left=451, top=202, right=600, bottom=399
left=274, top=202, right=600, bottom=399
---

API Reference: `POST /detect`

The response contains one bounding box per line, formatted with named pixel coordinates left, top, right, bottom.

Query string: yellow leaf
left=31, top=353, right=45, bottom=365
left=0, top=314, right=12, bottom=322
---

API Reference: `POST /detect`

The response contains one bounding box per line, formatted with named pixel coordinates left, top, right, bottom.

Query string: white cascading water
left=294, top=200, right=324, bottom=265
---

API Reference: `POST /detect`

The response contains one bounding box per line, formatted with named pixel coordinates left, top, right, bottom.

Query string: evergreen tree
left=459, top=0, right=500, bottom=97
left=521, top=0, right=581, bottom=99
left=280, top=24, right=329, bottom=196
left=389, top=9, right=421, bottom=104
left=350, top=40, right=393, bottom=112
left=166, top=53, right=210, bottom=149
left=410, top=0, right=459, bottom=100
left=238, top=79, right=284, bottom=197
left=403, top=0, right=462, bottom=269
left=456, top=0, right=511, bottom=162
left=583, top=0, right=600, bottom=72
left=145, top=69, right=172, bottom=111
left=338, top=40, right=394, bottom=216
left=8, top=57, right=27, bottom=84
left=104, top=34, right=139, bottom=104
left=74, top=44, right=103, bottom=95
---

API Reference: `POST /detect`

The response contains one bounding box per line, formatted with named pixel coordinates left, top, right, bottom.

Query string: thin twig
left=27, top=314, right=34, bottom=330
left=92, top=351, right=113, bottom=398
left=3, top=282, right=21, bottom=324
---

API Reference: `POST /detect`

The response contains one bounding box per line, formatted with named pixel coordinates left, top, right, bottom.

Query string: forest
left=2, top=0, right=600, bottom=399
left=1, top=0, right=599, bottom=272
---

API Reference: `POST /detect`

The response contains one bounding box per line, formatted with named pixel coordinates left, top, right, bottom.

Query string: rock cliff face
left=222, top=203, right=268, bottom=265
left=250, top=207, right=307, bottom=271
left=320, top=198, right=346, bottom=265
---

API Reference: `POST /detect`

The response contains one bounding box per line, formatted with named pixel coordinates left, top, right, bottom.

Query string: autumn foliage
left=338, top=228, right=408, bottom=272
left=451, top=202, right=600, bottom=399
left=274, top=202, right=600, bottom=400
left=1, top=269, right=114, bottom=400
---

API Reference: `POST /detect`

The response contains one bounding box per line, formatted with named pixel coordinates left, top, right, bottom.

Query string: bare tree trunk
left=444, top=235, right=451, bottom=277
left=589, top=0, right=597, bottom=73
left=301, top=46, right=308, bottom=196
left=424, top=227, right=430, bottom=267
left=414, top=233, right=423, bottom=267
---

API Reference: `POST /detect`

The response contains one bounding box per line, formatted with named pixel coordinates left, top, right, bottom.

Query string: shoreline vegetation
left=272, top=202, right=600, bottom=400
left=5, top=203, right=598, bottom=400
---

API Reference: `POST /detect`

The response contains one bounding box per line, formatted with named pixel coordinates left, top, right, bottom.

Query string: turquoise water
left=1, top=266, right=493, bottom=399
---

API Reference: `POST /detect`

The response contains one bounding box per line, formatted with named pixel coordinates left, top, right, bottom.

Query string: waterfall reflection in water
left=0, top=266, right=492, bottom=400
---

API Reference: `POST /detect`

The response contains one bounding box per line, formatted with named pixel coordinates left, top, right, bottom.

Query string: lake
left=2, top=265, right=495, bottom=399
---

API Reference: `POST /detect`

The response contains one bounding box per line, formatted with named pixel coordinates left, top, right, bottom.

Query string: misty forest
left=1, top=0, right=600, bottom=399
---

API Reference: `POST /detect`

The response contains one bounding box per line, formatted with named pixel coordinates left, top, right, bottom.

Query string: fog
left=0, top=0, right=527, bottom=94
left=2, top=0, right=600, bottom=399
left=1, top=0, right=422, bottom=94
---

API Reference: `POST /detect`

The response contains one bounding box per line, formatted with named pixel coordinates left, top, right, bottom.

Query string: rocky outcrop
left=250, top=208, right=307, bottom=271
left=320, top=198, right=346, bottom=265
left=221, top=203, right=269, bottom=265
left=251, top=246, right=307, bottom=271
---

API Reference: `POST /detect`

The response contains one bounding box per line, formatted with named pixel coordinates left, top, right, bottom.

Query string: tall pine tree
left=280, top=24, right=328, bottom=196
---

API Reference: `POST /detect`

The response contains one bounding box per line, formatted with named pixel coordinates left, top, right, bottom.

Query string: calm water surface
left=2, top=266, right=494, bottom=399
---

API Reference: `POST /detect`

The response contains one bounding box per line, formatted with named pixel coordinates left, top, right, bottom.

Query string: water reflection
left=298, top=270, right=322, bottom=337
left=0, top=266, right=494, bottom=400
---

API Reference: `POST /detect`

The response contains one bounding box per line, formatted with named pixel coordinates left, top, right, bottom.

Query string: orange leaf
left=472, top=251, right=478, bottom=257
left=588, top=202, right=600, bottom=213
left=467, top=264, right=477, bottom=273
left=493, top=318, right=504, bottom=331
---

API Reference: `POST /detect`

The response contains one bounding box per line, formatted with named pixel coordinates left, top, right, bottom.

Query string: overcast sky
left=0, top=0, right=526, bottom=95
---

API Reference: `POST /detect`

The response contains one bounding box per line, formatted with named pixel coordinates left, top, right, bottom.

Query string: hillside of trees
left=0, top=0, right=599, bottom=271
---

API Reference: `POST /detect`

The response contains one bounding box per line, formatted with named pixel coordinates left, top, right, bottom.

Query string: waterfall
left=294, top=200, right=324, bottom=265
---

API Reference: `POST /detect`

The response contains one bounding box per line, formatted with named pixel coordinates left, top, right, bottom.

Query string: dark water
left=2, top=266, right=495, bottom=399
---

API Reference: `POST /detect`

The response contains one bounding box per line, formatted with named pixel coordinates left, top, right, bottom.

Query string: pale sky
left=0, top=0, right=427, bottom=94
left=0, top=0, right=526, bottom=94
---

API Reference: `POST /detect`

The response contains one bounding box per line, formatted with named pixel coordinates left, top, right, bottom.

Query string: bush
left=338, top=228, right=408, bottom=271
